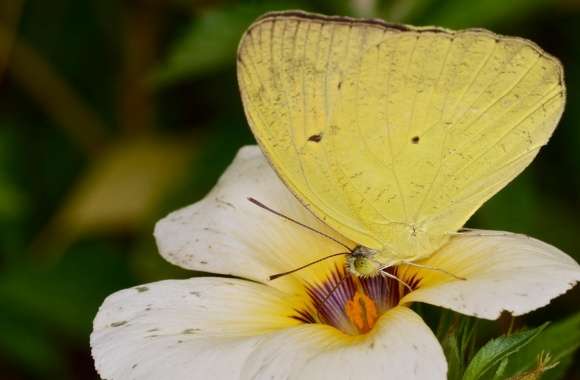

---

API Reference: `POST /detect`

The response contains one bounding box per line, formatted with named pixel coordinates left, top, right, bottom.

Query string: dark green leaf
left=503, top=313, right=580, bottom=380
left=463, top=323, right=548, bottom=380
left=152, top=3, right=295, bottom=87
left=414, top=0, right=552, bottom=28
left=437, top=311, right=479, bottom=380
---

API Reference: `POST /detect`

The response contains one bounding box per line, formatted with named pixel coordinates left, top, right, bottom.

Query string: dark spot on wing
left=337, top=81, right=342, bottom=89
left=308, top=134, right=323, bottom=143
left=411, top=136, right=420, bottom=144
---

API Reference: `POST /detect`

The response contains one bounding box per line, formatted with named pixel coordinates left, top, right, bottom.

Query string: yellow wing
left=237, top=11, right=565, bottom=262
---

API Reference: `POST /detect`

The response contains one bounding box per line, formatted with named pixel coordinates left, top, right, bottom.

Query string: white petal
left=91, top=277, right=302, bottom=380
left=402, top=230, right=580, bottom=319
left=241, top=307, right=447, bottom=380
left=154, top=145, right=351, bottom=289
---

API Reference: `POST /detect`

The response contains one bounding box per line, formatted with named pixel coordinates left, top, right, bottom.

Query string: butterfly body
left=347, top=246, right=383, bottom=277
left=346, top=227, right=447, bottom=277
left=237, top=11, right=565, bottom=277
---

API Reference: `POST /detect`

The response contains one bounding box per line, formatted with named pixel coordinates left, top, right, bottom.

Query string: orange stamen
left=344, top=289, right=379, bottom=334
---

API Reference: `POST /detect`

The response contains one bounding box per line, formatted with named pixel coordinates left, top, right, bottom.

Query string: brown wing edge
left=237, top=10, right=565, bottom=97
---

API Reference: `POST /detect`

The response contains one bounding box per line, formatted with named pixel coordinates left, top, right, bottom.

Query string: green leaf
left=442, top=329, right=463, bottom=380
left=152, top=3, right=295, bottom=87
left=439, top=314, right=479, bottom=380
left=492, top=358, right=509, bottom=380
left=463, top=323, right=548, bottom=380
left=503, top=313, right=580, bottom=380
left=0, top=312, right=66, bottom=377
left=0, top=240, right=133, bottom=337
left=30, top=135, right=194, bottom=258
left=414, top=0, right=552, bottom=28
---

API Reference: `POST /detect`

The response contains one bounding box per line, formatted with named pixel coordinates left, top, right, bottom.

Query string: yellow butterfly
left=237, top=11, right=565, bottom=277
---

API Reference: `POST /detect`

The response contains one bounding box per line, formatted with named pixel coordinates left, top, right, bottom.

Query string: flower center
left=344, top=288, right=379, bottom=333
left=294, top=265, right=418, bottom=335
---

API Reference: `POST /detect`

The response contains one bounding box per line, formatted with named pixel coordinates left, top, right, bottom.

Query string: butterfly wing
left=237, top=11, right=565, bottom=260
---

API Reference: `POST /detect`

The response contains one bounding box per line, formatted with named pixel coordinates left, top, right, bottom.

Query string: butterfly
left=236, top=10, right=565, bottom=277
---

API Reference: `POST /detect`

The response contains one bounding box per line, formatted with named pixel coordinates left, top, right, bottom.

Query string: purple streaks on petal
left=294, top=265, right=419, bottom=335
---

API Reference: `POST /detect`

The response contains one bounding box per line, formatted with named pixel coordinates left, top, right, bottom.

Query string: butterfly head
left=346, top=246, right=382, bottom=278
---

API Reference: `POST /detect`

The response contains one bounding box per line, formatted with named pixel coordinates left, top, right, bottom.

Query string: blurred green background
left=0, top=0, right=579, bottom=379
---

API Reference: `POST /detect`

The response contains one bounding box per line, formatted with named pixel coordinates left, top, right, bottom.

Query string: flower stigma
left=344, top=288, right=379, bottom=333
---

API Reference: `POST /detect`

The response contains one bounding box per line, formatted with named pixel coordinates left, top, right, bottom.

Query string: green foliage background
left=0, top=0, right=578, bottom=379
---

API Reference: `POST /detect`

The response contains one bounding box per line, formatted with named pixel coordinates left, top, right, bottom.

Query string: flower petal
left=241, top=307, right=447, bottom=380
left=154, top=145, right=351, bottom=289
left=401, top=230, right=580, bottom=319
left=91, top=277, right=302, bottom=380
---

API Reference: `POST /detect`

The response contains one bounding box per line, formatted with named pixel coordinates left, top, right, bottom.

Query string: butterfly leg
left=400, top=261, right=466, bottom=281
left=449, top=228, right=528, bottom=238
left=378, top=267, right=413, bottom=292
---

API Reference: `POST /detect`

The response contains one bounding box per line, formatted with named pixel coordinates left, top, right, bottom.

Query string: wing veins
left=301, top=22, right=312, bottom=149
left=413, top=52, right=546, bottom=216
left=319, top=24, right=388, bottom=241
left=435, top=86, right=561, bottom=186
left=425, top=148, right=539, bottom=227
left=416, top=39, right=498, bottom=141
left=447, top=48, right=542, bottom=140
left=411, top=37, right=458, bottom=221
left=385, top=35, right=420, bottom=223
left=348, top=27, right=409, bottom=227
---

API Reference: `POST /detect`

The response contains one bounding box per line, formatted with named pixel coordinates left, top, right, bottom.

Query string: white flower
left=91, top=146, right=580, bottom=380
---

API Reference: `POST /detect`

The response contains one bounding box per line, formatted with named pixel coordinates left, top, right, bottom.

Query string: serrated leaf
left=506, top=352, right=559, bottom=380
left=492, top=358, right=509, bottom=380
left=463, top=323, right=548, bottom=380
left=503, top=313, right=580, bottom=380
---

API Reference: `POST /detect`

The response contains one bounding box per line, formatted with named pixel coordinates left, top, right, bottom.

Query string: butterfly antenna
left=269, top=252, right=349, bottom=280
left=247, top=197, right=352, bottom=251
